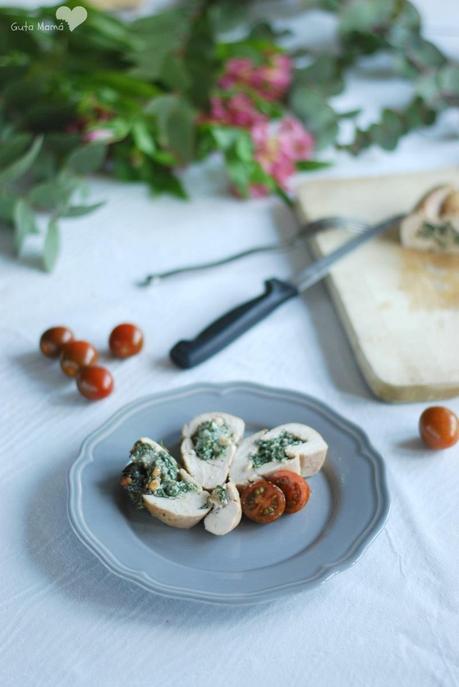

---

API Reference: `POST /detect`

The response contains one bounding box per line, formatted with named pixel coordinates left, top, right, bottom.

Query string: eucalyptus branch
left=0, top=0, right=457, bottom=272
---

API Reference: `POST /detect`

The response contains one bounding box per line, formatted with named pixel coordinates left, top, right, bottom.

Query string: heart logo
left=55, top=5, right=88, bottom=32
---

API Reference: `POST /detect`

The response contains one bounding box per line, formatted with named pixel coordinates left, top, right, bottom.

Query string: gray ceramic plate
left=68, top=382, right=389, bottom=605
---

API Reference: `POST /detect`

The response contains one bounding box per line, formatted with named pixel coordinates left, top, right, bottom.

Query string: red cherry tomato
left=419, top=406, right=458, bottom=449
left=267, top=470, right=311, bottom=514
left=77, top=366, right=114, bottom=400
left=109, top=323, right=144, bottom=358
left=39, top=326, right=74, bottom=358
left=60, top=340, right=98, bottom=378
left=241, top=480, right=286, bottom=524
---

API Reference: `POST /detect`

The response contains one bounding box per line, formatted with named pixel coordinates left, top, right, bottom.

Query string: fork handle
left=170, top=278, right=298, bottom=368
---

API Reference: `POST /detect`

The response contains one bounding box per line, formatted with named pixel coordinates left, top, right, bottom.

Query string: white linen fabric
left=1, top=2, right=458, bottom=686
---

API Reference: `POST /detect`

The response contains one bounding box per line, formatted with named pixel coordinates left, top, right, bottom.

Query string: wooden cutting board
left=296, top=168, right=459, bottom=403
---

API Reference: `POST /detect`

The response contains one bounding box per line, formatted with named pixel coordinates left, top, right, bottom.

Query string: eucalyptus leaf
left=369, top=112, right=404, bottom=151
left=147, top=95, right=195, bottom=164
left=404, top=36, right=446, bottom=70
left=43, top=218, right=60, bottom=272
left=0, top=195, right=16, bottom=222
left=60, top=202, right=105, bottom=218
left=293, top=57, right=344, bottom=97
left=13, top=199, right=38, bottom=254
left=0, top=136, right=43, bottom=186
left=415, top=72, right=439, bottom=104
left=438, top=65, right=459, bottom=103
left=339, top=0, right=395, bottom=35
left=28, top=180, right=66, bottom=211
left=289, top=88, right=339, bottom=149
left=0, top=134, right=32, bottom=169
left=66, top=144, right=107, bottom=175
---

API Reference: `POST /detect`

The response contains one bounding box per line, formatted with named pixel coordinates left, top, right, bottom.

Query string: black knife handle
left=170, top=278, right=298, bottom=369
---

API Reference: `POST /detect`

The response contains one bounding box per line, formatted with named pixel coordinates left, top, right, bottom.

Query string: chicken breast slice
left=143, top=486, right=210, bottom=529
left=414, top=185, right=453, bottom=217
left=400, top=185, right=459, bottom=254
left=230, top=429, right=301, bottom=487
left=231, top=423, right=327, bottom=487
left=181, top=412, right=245, bottom=489
left=124, top=438, right=210, bottom=528
left=270, top=423, right=328, bottom=477
left=204, top=482, right=242, bottom=536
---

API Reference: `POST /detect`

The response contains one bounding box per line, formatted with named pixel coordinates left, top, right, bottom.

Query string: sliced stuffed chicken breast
left=143, top=487, right=210, bottom=529
left=204, top=482, right=242, bottom=536
left=181, top=412, right=245, bottom=489
left=269, top=423, right=328, bottom=477
left=400, top=185, right=459, bottom=254
left=230, top=424, right=327, bottom=488
left=230, top=429, right=300, bottom=487
left=120, top=437, right=210, bottom=529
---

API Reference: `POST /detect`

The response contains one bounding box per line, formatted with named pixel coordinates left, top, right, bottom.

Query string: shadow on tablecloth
left=272, top=202, right=372, bottom=402
left=24, top=454, right=334, bottom=628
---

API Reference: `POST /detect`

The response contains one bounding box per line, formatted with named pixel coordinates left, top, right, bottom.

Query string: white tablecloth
left=2, top=2, right=459, bottom=686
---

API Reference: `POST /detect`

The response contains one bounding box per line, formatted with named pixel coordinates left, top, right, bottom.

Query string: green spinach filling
left=121, top=440, right=197, bottom=508
left=251, top=431, right=303, bottom=468
left=418, top=221, right=459, bottom=248
left=192, top=420, right=233, bottom=461
left=212, top=484, right=229, bottom=508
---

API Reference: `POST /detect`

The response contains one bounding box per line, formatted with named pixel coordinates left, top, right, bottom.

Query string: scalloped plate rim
left=68, top=381, right=390, bottom=605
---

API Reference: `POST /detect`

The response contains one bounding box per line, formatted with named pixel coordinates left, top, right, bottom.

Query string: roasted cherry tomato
left=77, top=365, right=114, bottom=400
left=60, top=340, right=98, bottom=378
left=241, top=480, right=286, bottom=524
left=266, top=470, right=311, bottom=514
left=39, top=326, right=74, bottom=358
left=109, top=323, right=143, bottom=358
left=419, top=406, right=458, bottom=449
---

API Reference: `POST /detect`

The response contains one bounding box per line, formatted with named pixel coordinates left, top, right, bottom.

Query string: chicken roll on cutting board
left=204, top=482, right=242, bottom=536
left=121, top=437, right=210, bottom=529
left=181, top=412, right=245, bottom=489
left=400, top=185, right=459, bottom=254
left=230, top=424, right=327, bottom=488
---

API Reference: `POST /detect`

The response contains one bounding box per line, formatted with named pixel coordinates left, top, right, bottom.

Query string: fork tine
left=139, top=216, right=371, bottom=286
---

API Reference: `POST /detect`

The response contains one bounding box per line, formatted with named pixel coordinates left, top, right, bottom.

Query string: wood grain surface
left=296, top=168, right=459, bottom=402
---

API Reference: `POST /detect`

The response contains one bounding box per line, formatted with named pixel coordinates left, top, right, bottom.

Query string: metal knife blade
left=170, top=213, right=405, bottom=368
left=292, top=214, right=404, bottom=292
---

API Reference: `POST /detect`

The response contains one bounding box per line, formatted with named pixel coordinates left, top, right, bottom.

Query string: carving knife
left=170, top=214, right=403, bottom=368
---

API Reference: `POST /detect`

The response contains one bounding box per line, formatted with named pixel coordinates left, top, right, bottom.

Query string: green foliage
left=43, top=218, right=60, bottom=272
left=66, top=143, right=107, bottom=175
left=289, top=89, right=339, bottom=150
left=13, top=199, right=38, bottom=254
left=0, top=137, right=43, bottom=185
left=147, top=95, right=196, bottom=165
left=0, top=0, right=456, bottom=272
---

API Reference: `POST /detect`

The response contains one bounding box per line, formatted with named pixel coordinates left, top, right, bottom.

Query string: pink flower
left=207, top=94, right=267, bottom=128
left=83, top=128, right=114, bottom=143
left=248, top=183, right=271, bottom=198
left=219, top=54, right=293, bottom=101
left=253, top=54, right=293, bottom=101
left=250, top=117, right=314, bottom=192
left=219, top=58, right=254, bottom=89
left=231, top=182, right=271, bottom=199
left=278, top=116, right=315, bottom=161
